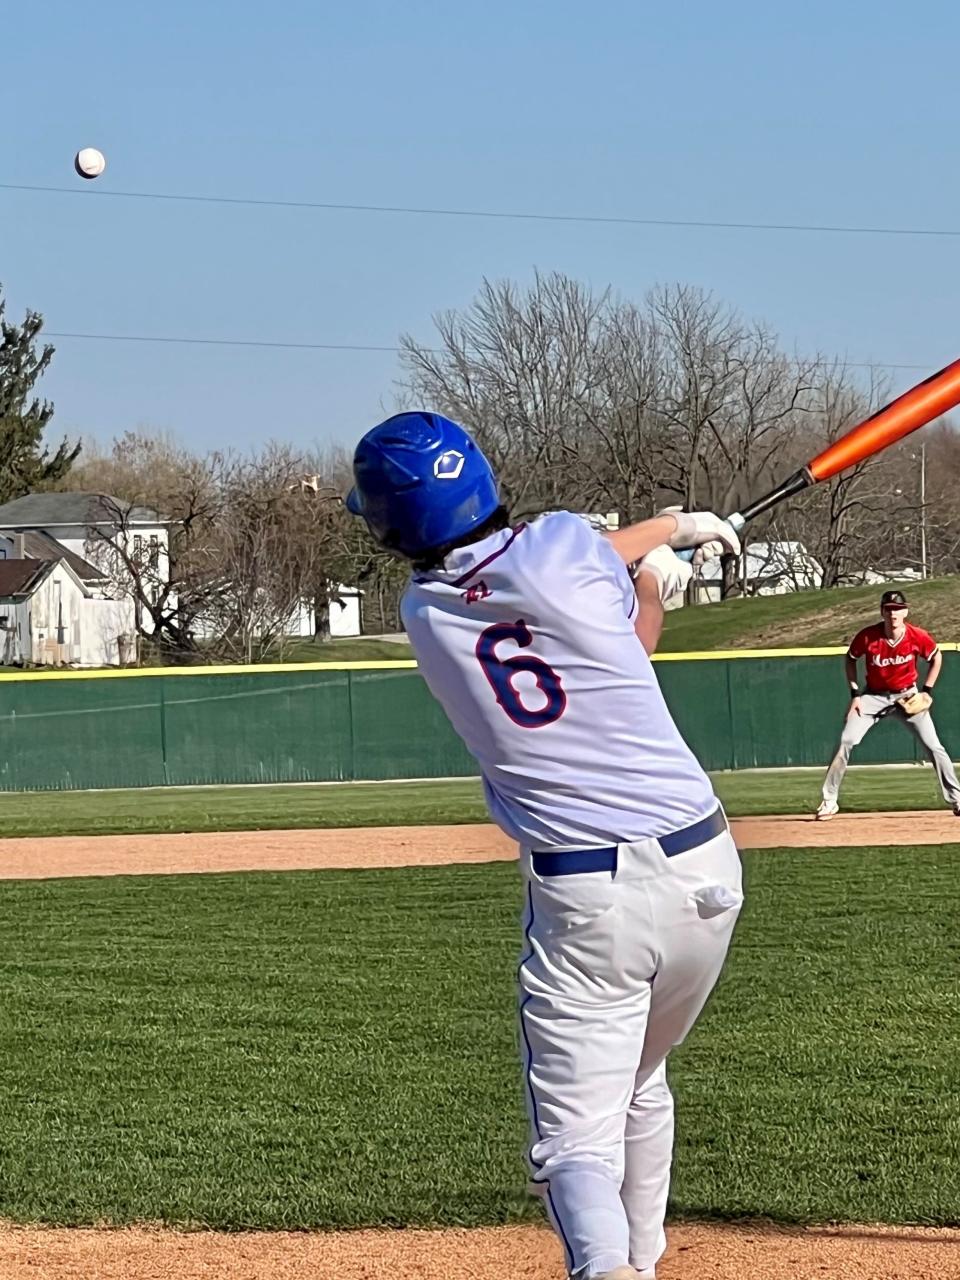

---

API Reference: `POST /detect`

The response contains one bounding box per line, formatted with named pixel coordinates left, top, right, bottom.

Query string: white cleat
left=815, top=800, right=839, bottom=821
left=593, top=1269, right=647, bottom=1279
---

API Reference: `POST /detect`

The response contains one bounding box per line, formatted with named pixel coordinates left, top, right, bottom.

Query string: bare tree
left=561, top=301, right=670, bottom=521
left=649, top=285, right=751, bottom=513
left=192, top=445, right=353, bottom=662
left=68, top=433, right=226, bottom=656
left=401, top=272, right=614, bottom=516
left=69, top=433, right=382, bottom=659
left=295, top=446, right=385, bottom=639
left=758, top=364, right=915, bottom=588
left=913, top=420, right=960, bottom=575
left=398, top=277, right=828, bottom=598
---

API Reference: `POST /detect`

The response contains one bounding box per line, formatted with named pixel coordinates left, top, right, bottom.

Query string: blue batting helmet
left=345, top=412, right=500, bottom=557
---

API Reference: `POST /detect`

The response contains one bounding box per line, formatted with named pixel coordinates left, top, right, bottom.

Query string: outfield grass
left=658, top=574, right=960, bottom=651
left=0, top=846, right=956, bottom=1228
left=275, top=636, right=414, bottom=663
left=0, top=766, right=951, bottom=839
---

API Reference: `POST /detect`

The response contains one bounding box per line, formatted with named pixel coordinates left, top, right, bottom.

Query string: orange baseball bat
left=730, top=355, right=960, bottom=533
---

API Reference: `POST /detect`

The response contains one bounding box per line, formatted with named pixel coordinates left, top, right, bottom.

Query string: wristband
left=849, top=685, right=861, bottom=697
left=922, top=684, right=934, bottom=694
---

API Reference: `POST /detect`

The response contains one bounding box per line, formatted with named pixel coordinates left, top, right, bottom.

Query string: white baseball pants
left=518, top=827, right=743, bottom=1279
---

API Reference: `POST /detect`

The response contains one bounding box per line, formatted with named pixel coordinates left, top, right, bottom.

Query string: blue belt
left=530, top=806, right=727, bottom=877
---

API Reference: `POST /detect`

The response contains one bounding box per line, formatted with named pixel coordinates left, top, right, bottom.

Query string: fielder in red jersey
left=817, top=589, right=960, bottom=819
left=848, top=619, right=937, bottom=695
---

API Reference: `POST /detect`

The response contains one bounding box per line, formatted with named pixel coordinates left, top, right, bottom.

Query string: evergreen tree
left=0, top=287, right=80, bottom=502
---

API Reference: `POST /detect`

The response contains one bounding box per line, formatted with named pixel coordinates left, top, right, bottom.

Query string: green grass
left=0, top=766, right=950, bottom=838
left=135, top=636, right=417, bottom=668
left=0, top=846, right=956, bottom=1227
left=658, top=574, right=960, bottom=651
left=274, top=636, right=414, bottom=663
left=0, top=779, right=488, bottom=837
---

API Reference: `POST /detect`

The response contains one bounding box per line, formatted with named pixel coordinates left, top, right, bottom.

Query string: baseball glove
left=898, top=690, right=932, bottom=716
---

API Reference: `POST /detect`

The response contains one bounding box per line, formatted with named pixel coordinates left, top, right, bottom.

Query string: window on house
left=133, top=535, right=144, bottom=565
left=149, top=535, right=160, bottom=570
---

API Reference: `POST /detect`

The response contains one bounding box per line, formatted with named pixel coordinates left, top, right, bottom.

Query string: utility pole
left=920, top=441, right=928, bottom=580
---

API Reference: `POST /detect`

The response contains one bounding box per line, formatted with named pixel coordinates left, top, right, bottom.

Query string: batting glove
left=634, top=544, right=694, bottom=604
left=658, top=507, right=742, bottom=563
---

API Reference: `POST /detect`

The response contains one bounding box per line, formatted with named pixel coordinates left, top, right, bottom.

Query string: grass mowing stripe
left=0, top=766, right=951, bottom=838
left=671, top=845, right=960, bottom=1224
left=0, top=846, right=957, bottom=1228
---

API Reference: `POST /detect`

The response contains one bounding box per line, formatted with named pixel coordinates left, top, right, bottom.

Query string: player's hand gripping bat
left=677, top=356, right=960, bottom=560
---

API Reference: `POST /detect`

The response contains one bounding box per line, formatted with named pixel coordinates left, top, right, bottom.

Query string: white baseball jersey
left=401, top=510, right=717, bottom=848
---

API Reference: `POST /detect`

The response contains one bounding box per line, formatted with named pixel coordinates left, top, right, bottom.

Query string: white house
left=286, top=588, right=363, bottom=640
left=0, top=492, right=172, bottom=637
left=693, top=540, right=823, bottom=604
left=842, top=566, right=925, bottom=587
left=0, top=558, right=135, bottom=667
left=582, top=512, right=622, bottom=532
left=0, top=491, right=368, bottom=651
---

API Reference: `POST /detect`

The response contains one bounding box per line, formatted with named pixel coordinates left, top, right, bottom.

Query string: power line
left=42, top=329, right=932, bottom=371
left=45, top=331, right=404, bottom=353
left=4, top=181, right=960, bottom=241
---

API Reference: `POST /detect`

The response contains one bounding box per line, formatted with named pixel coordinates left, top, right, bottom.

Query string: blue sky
left=3, top=0, right=959, bottom=454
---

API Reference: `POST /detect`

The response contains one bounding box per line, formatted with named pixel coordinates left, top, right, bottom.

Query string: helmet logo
left=434, top=450, right=465, bottom=479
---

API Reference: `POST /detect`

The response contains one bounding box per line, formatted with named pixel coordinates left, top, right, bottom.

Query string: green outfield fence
left=0, top=647, right=957, bottom=792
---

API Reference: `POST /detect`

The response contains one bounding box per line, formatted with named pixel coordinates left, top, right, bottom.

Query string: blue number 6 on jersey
left=476, top=620, right=567, bottom=728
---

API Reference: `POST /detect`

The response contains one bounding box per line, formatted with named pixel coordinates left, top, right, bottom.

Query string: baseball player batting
left=347, top=412, right=744, bottom=1280
left=817, top=588, right=960, bottom=819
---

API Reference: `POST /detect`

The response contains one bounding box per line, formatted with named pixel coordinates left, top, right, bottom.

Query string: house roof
left=0, top=492, right=161, bottom=528
left=0, top=559, right=57, bottom=598
left=14, top=530, right=106, bottom=581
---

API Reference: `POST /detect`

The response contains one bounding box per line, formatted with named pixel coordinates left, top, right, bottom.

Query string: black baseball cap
left=880, top=589, right=908, bottom=609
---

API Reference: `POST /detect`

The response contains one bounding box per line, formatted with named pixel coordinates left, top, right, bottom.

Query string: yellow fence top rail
left=0, top=642, right=957, bottom=684
left=0, top=660, right=418, bottom=683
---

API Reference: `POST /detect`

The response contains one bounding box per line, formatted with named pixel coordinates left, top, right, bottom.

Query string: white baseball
left=74, top=147, right=107, bottom=180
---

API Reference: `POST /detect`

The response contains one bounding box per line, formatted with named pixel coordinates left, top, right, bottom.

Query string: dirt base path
left=0, top=809, right=956, bottom=881
left=2, top=1222, right=958, bottom=1279
left=3, top=813, right=957, bottom=1277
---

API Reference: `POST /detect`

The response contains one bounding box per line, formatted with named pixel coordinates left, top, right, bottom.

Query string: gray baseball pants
left=822, top=689, right=960, bottom=807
